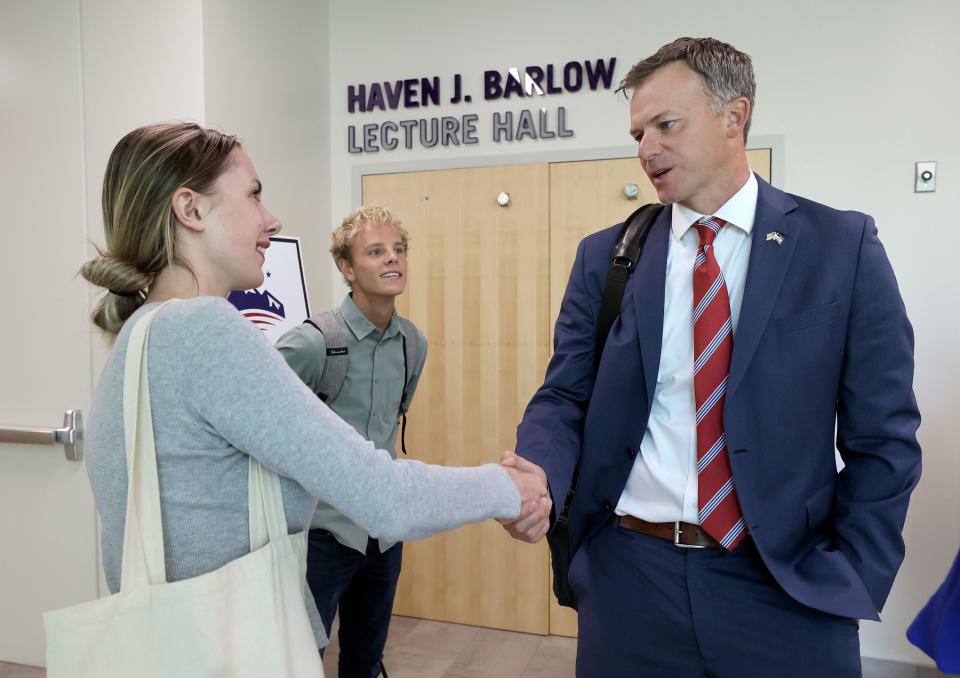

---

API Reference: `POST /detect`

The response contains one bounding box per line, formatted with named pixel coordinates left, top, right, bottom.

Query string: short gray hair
left=617, top=37, right=756, bottom=142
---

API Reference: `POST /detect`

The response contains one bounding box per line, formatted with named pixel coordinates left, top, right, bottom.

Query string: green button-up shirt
left=276, top=294, right=427, bottom=553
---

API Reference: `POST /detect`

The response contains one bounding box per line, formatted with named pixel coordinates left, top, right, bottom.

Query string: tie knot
left=695, top=217, right=727, bottom=247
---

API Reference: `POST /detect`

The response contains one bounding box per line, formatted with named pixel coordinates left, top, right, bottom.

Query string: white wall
left=328, top=0, right=960, bottom=666
left=0, top=1, right=96, bottom=665
left=77, top=0, right=332, bottom=310
left=203, top=0, right=332, bottom=310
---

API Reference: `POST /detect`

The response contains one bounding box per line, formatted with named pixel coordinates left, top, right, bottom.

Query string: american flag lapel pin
left=765, top=231, right=784, bottom=245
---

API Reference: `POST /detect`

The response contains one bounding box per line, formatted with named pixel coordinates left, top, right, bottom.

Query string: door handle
left=0, top=409, right=84, bottom=461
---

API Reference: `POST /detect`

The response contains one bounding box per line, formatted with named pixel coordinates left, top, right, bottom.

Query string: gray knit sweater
left=86, top=297, right=520, bottom=647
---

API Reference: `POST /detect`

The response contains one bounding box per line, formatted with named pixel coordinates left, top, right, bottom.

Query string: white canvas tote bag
left=44, top=302, right=324, bottom=677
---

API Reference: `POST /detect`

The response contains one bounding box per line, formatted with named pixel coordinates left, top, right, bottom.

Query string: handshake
left=499, top=450, right=552, bottom=544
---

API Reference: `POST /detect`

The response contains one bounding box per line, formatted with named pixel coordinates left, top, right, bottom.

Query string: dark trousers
left=306, top=529, right=403, bottom=678
left=570, top=521, right=861, bottom=678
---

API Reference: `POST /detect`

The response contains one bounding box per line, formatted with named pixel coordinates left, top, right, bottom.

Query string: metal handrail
left=0, top=409, right=83, bottom=461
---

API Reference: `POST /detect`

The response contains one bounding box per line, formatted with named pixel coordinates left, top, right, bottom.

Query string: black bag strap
left=399, top=332, right=409, bottom=456
left=395, top=317, right=419, bottom=416
left=594, top=202, right=664, bottom=370
left=395, top=317, right=422, bottom=455
left=561, top=202, right=664, bottom=517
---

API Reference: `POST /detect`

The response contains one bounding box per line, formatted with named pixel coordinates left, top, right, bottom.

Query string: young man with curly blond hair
left=278, top=206, right=427, bottom=678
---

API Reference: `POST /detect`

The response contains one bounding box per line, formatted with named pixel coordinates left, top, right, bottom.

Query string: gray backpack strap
left=396, top=316, right=420, bottom=415
left=303, top=311, right=349, bottom=403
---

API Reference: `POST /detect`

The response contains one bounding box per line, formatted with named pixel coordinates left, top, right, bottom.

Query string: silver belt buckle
left=673, top=521, right=708, bottom=549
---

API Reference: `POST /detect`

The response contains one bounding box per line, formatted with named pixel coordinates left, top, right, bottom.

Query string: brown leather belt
left=615, top=515, right=751, bottom=550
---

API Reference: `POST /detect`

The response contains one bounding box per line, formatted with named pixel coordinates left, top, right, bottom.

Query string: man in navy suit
left=499, top=37, right=921, bottom=677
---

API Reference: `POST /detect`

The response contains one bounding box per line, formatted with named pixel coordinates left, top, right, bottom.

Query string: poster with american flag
left=228, top=235, right=310, bottom=345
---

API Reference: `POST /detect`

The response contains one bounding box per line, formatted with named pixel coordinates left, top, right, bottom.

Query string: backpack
left=303, top=312, right=421, bottom=455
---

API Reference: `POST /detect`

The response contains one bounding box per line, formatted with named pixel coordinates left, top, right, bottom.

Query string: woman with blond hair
left=75, top=122, right=549, bottom=668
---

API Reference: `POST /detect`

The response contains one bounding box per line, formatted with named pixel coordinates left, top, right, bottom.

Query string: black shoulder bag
left=548, top=202, right=664, bottom=610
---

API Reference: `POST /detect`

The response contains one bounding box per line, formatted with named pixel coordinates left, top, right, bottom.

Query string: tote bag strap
left=119, top=300, right=178, bottom=592
left=248, top=455, right=290, bottom=551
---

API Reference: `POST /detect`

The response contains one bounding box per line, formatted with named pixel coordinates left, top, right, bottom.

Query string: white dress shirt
left=616, top=173, right=759, bottom=524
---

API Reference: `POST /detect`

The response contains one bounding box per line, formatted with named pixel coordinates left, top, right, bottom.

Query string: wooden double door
left=362, top=151, right=772, bottom=637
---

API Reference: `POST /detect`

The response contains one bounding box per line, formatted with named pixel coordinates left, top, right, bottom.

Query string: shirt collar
left=338, top=294, right=402, bottom=340
left=671, top=171, right=758, bottom=240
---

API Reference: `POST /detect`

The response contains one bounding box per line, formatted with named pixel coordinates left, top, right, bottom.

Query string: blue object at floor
left=907, top=548, right=960, bottom=674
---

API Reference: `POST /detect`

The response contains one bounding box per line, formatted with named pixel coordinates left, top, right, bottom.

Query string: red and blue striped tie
left=693, top=217, right=747, bottom=550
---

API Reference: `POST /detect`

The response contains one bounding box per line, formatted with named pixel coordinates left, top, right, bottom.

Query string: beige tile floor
left=0, top=617, right=947, bottom=677
left=0, top=616, right=575, bottom=678
left=323, top=615, right=577, bottom=678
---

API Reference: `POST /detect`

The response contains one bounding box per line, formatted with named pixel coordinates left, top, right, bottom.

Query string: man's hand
left=499, top=450, right=552, bottom=543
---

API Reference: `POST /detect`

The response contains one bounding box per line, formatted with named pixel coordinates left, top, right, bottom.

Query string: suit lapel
left=728, top=178, right=799, bottom=396
left=631, top=209, right=671, bottom=405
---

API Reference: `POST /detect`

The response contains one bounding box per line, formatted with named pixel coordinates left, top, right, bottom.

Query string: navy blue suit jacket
left=516, top=176, right=921, bottom=620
